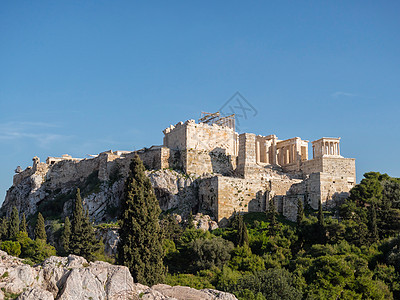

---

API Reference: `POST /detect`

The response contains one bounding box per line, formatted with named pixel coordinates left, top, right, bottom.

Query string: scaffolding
left=198, top=112, right=235, bottom=130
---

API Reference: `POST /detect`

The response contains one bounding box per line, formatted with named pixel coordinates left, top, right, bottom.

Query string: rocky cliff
left=1, top=153, right=204, bottom=224
left=0, top=250, right=237, bottom=300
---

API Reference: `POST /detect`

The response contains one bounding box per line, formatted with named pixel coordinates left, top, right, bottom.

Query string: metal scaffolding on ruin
left=199, top=112, right=235, bottom=130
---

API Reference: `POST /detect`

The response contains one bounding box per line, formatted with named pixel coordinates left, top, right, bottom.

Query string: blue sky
left=1, top=1, right=399, bottom=200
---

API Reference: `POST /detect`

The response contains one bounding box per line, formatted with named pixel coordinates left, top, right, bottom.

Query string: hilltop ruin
left=3, top=113, right=356, bottom=223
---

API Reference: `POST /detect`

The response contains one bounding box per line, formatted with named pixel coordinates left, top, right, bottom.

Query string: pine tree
left=237, top=213, right=249, bottom=247
left=117, top=154, right=166, bottom=286
left=267, top=199, right=278, bottom=235
left=69, top=189, right=101, bottom=260
left=9, top=206, right=20, bottom=240
left=19, top=213, right=27, bottom=233
left=61, top=216, right=71, bottom=254
left=34, top=212, right=47, bottom=240
left=369, top=204, right=378, bottom=242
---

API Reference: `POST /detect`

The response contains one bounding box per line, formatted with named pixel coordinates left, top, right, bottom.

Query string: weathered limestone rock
left=192, top=213, right=218, bottom=231
left=95, top=227, right=119, bottom=256
left=152, top=284, right=237, bottom=300
left=17, top=288, right=54, bottom=300
left=0, top=251, right=134, bottom=300
left=0, top=251, right=237, bottom=300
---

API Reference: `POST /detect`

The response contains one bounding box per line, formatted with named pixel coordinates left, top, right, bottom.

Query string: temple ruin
left=8, top=113, right=356, bottom=223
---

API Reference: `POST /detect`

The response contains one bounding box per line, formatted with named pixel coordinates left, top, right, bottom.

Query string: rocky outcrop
left=2, top=161, right=203, bottom=224
left=192, top=213, right=219, bottom=231
left=0, top=251, right=237, bottom=300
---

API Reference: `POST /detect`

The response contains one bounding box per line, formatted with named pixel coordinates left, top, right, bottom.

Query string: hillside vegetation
left=0, top=163, right=399, bottom=299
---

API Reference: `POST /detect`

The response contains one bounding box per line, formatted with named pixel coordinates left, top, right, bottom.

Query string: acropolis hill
left=1, top=112, right=356, bottom=224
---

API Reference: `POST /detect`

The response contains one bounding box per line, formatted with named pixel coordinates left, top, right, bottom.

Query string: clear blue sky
left=1, top=1, right=399, bottom=201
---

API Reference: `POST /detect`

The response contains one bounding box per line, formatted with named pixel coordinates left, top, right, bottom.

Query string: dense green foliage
left=0, top=167, right=399, bottom=299
left=0, top=208, right=56, bottom=263
left=161, top=172, right=400, bottom=299
left=117, top=154, right=166, bottom=286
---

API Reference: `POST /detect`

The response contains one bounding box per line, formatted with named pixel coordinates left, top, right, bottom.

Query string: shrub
left=17, top=232, right=56, bottom=263
left=0, top=241, right=21, bottom=257
left=191, top=237, right=234, bottom=270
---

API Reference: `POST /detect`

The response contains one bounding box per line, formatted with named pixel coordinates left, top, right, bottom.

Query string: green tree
left=34, top=212, right=47, bottom=240
left=70, top=188, right=84, bottom=252
left=61, top=216, right=71, bottom=254
left=161, top=214, right=183, bottom=242
left=318, top=200, right=325, bottom=228
left=0, top=218, right=8, bottom=240
left=191, top=237, right=234, bottom=270
left=69, top=189, right=101, bottom=260
left=267, top=199, right=278, bottom=235
left=19, top=213, right=27, bottom=233
left=117, top=154, right=166, bottom=285
left=187, top=211, right=195, bottom=229
left=233, top=268, right=302, bottom=300
left=9, top=206, right=19, bottom=240
left=369, top=204, right=378, bottom=242
left=296, top=199, right=304, bottom=227
left=237, top=214, right=249, bottom=247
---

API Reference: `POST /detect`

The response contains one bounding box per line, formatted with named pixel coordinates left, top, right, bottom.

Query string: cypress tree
left=34, top=212, right=47, bottom=240
left=267, top=199, right=278, bottom=235
left=61, top=216, right=71, bottom=254
left=237, top=213, right=249, bottom=247
left=9, top=206, right=20, bottom=240
left=20, top=213, right=27, bottom=233
left=369, top=204, right=378, bottom=242
left=318, top=200, right=325, bottom=227
left=69, top=189, right=101, bottom=260
left=117, top=154, right=166, bottom=286
left=70, top=188, right=84, bottom=253
left=297, top=198, right=304, bottom=227
left=187, top=211, right=195, bottom=229
left=317, top=200, right=327, bottom=244
left=0, top=218, right=8, bottom=240
left=80, top=209, right=101, bottom=260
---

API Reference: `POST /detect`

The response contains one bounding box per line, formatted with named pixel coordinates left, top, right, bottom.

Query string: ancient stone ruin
left=3, top=113, right=355, bottom=224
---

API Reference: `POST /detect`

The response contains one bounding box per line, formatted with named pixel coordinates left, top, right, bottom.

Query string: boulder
left=17, top=288, right=54, bottom=300
left=0, top=251, right=237, bottom=300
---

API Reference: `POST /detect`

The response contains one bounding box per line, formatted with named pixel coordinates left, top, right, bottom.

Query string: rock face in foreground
left=0, top=251, right=237, bottom=300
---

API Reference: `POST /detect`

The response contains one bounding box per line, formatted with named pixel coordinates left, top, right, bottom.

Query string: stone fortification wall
left=237, top=133, right=257, bottom=178
left=186, top=120, right=237, bottom=155
left=136, top=146, right=171, bottom=171
left=301, top=157, right=324, bottom=175
left=163, top=119, right=237, bottom=154
left=216, top=176, right=268, bottom=221
left=163, top=120, right=238, bottom=175
left=185, top=149, right=235, bottom=176
left=48, top=157, right=101, bottom=189
left=301, top=157, right=355, bottom=178
left=322, top=157, right=356, bottom=178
